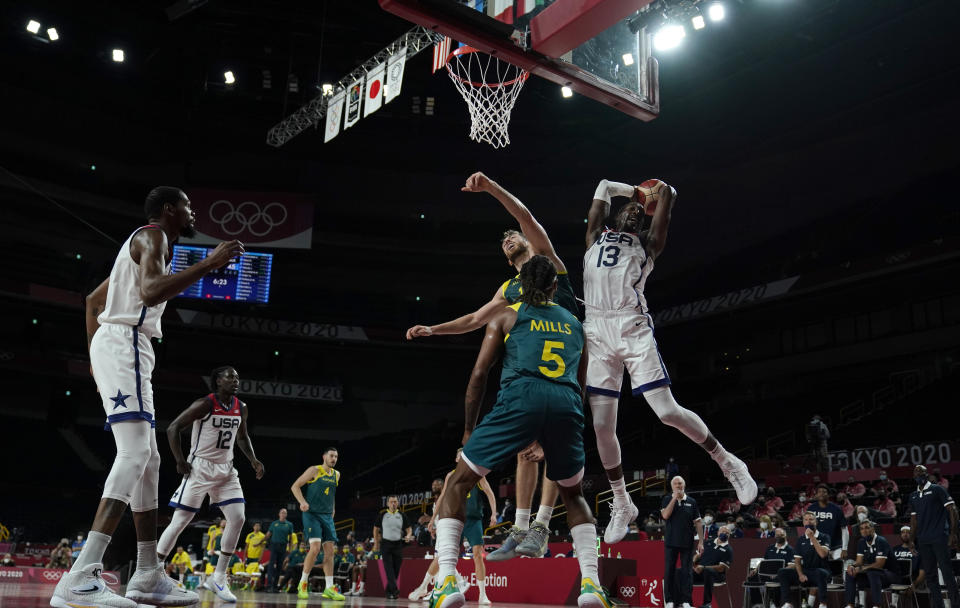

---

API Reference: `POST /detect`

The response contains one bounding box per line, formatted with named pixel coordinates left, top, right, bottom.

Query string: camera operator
left=806, top=415, right=831, bottom=472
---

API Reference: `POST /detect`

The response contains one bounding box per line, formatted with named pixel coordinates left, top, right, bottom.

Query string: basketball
left=636, top=179, right=665, bottom=215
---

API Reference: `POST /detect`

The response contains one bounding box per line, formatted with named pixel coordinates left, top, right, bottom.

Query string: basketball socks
left=326, top=576, right=334, bottom=589
left=300, top=570, right=309, bottom=584
left=515, top=508, right=531, bottom=530
left=707, top=441, right=731, bottom=466
left=71, top=530, right=110, bottom=572
left=535, top=505, right=554, bottom=527
left=436, top=518, right=465, bottom=581
left=570, top=523, right=599, bottom=583
left=610, top=477, right=629, bottom=505
left=137, top=541, right=160, bottom=571
left=214, top=552, right=231, bottom=578
left=807, top=594, right=816, bottom=608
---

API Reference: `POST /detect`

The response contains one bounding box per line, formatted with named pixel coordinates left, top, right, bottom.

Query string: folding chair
left=882, top=559, right=919, bottom=608
left=334, top=560, right=352, bottom=591
left=743, top=559, right=784, bottom=608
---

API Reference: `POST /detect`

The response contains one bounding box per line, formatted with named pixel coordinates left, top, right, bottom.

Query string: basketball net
left=446, top=46, right=529, bottom=148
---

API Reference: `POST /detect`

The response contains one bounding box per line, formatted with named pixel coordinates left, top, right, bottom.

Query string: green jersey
left=304, top=465, right=339, bottom=514
left=501, top=301, right=583, bottom=393
left=267, top=520, right=294, bottom=547
left=451, top=469, right=485, bottom=520
left=287, top=548, right=306, bottom=567
left=500, top=272, right=579, bottom=317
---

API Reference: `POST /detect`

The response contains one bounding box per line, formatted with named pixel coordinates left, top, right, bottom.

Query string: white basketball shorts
left=168, top=456, right=245, bottom=512
left=583, top=308, right=671, bottom=398
left=91, top=323, right=156, bottom=427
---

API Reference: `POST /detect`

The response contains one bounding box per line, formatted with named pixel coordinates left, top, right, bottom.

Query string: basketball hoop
left=445, top=46, right=529, bottom=148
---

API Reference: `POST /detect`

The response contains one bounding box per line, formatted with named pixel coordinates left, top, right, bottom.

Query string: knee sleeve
left=589, top=395, right=621, bottom=469
left=219, top=502, right=245, bottom=553
left=643, top=386, right=709, bottom=443
left=102, top=421, right=153, bottom=504
left=158, top=509, right=196, bottom=557
left=131, top=429, right=161, bottom=512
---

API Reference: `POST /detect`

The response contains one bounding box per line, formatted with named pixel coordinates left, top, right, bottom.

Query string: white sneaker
left=478, top=594, right=492, bottom=605
left=125, top=566, right=199, bottom=606
left=720, top=455, right=758, bottom=505
left=604, top=501, right=639, bottom=544
left=409, top=584, right=431, bottom=601
left=50, top=563, right=137, bottom=608
left=665, top=603, right=674, bottom=608
left=682, top=603, right=693, bottom=608
left=455, top=571, right=470, bottom=593
left=201, top=574, right=237, bottom=602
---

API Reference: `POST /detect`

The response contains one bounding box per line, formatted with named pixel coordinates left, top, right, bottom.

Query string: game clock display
left=172, top=245, right=273, bottom=303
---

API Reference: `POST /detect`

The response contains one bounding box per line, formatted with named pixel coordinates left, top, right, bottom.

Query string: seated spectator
left=801, top=476, right=824, bottom=499
left=843, top=520, right=898, bottom=608
left=627, top=521, right=649, bottom=541
left=746, top=527, right=793, bottom=606
left=772, top=513, right=788, bottom=531
left=872, top=492, right=897, bottom=519
left=167, top=546, right=193, bottom=582
left=753, top=496, right=778, bottom=519
left=702, top=509, right=721, bottom=539
left=47, top=539, right=72, bottom=569
left=869, top=470, right=897, bottom=497
left=2, top=553, right=16, bottom=567
left=844, top=505, right=870, bottom=559
left=71, top=535, right=85, bottom=560
left=843, top=475, right=866, bottom=499
left=345, top=545, right=369, bottom=596
left=931, top=468, right=949, bottom=490
left=788, top=496, right=810, bottom=524
left=758, top=515, right=775, bottom=539
left=837, top=492, right=855, bottom=520
left=725, top=517, right=745, bottom=539
left=278, top=542, right=308, bottom=593
left=693, top=528, right=733, bottom=608
left=891, top=525, right=926, bottom=594
left=717, top=496, right=741, bottom=516
left=765, top=487, right=785, bottom=511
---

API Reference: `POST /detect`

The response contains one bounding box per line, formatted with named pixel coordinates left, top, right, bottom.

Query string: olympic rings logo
left=208, top=200, right=288, bottom=237
left=43, top=570, right=64, bottom=581
left=620, top=586, right=637, bottom=598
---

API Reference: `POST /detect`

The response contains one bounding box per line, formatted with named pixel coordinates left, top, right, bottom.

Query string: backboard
left=379, top=0, right=660, bottom=121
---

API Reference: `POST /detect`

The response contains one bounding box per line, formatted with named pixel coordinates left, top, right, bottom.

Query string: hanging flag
left=364, top=63, right=386, bottom=117
left=324, top=90, right=346, bottom=143
left=518, top=0, right=544, bottom=15
left=384, top=47, right=407, bottom=103
left=432, top=36, right=452, bottom=73
left=343, top=78, right=364, bottom=129
left=488, top=0, right=513, bottom=24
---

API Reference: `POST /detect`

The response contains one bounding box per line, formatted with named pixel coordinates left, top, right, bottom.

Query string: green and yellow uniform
left=463, top=301, right=585, bottom=480
left=170, top=551, right=193, bottom=572
left=287, top=547, right=307, bottom=568
left=245, top=530, right=266, bottom=561
left=501, top=272, right=579, bottom=317
left=462, top=479, right=485, bottom=547
left=303, top=465, right=339, bottom=543
left=206, top=524, right=223, bottom=554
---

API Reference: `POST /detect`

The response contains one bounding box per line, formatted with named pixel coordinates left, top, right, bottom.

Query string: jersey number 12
left=216, top=430, right=232, bottom=449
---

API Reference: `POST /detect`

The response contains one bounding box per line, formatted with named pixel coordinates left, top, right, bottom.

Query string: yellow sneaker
left=577, top=578, right=613, bottom=608
left=322, top=585, right=345, bottom=601
left=297, top=580, right=310, bottom=599
left=429, top=575, right=465, bottom=608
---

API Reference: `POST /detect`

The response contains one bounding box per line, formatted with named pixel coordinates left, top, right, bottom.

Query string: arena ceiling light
left=653, top=24, right=686, bottom=51
left=622, top=52, right=635, bottom=66
left=321, top=83, right=334, bottom=96
left=691, top=14, right=705, bottom=30
left=561, top=86, right=573, bottom=98
left=47, top=27, right=59, bottom=41
left=26, top=19, right=41, bottom=34
left=112, top=48, right=125, bottom=62
left=708, top=2, right=725, bottom=22
left=224, top=70, right=235, bottom=84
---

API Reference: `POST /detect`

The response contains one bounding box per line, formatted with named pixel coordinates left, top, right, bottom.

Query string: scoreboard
left=172, top=245, right=273, bottom=303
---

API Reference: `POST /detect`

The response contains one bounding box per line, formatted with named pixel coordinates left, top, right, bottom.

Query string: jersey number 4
left=539, top=340, right=566, bottom=378
left=216, top=430, right=233, bottom=449
left=595, top=245, right=621, bottom=267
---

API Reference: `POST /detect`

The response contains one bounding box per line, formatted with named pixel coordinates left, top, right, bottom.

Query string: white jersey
left=188, top=394, right=242, bottom=464
left=582, top=228, right=654, bottom=312
left=98, top=225, right=171, bottom=339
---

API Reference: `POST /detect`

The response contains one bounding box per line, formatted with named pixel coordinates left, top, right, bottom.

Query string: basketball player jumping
left=406, top=171, right=571, bottom=560
left=53, top=187, right=242, bottom=608
left=156, top=365, right=264, bottom=602
left=584, top=179, right=757, bottom=544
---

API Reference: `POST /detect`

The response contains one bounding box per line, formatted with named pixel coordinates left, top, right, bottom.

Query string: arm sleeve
left=593, top=179, right=636, bottom=203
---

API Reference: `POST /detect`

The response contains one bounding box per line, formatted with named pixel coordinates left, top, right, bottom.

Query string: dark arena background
left=1, top=1, right=959, bottom=607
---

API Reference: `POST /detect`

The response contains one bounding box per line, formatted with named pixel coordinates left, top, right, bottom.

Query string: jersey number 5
left=216, top=430, right=232, bottom=449
left=539, top=340, right=566, bottom=378
left=596, top=245, right=620, bottom=268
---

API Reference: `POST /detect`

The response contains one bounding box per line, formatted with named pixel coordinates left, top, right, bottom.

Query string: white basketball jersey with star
left=97, top=225, right=172, bottom=339
left=583, top=229, right=654, bottom=312
left=189, top=394, right=242, bottom=464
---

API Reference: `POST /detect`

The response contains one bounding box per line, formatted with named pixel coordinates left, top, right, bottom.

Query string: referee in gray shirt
left=374, top=495, right=414, bottom=599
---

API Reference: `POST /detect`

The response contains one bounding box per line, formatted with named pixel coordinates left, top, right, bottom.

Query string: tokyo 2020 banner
left=180, top=189, right=315, bottom=249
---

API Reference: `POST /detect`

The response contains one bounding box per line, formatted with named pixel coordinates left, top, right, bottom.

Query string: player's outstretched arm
left=291, top=466, right=318, bottom=512
left=645, top=182, right=677, bottom=261
left=586, top=179, right=636, bottom=248
left=166, top=397, right=212, bottom=476
left=85, top=278, right=109, bottom=351
left=406, top=285, right=508, bottom=339
left=236, top=403, right=264, bottom=479
left=463, top=308, right=514, bottom=443
left=132, top=229, right=244, bottom=307
left=463, top=171, right=567, bottom=273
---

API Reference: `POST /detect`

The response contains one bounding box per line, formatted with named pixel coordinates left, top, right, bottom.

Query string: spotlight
left=288, top=74, right=299, bottom=93
left=561, top=86, right=573, bottom=98
left=321, top=83, right=334, bottom=96
left=692, top=15, right=705, bottom=30
left=112, top=49, right=125, bottom=62
left=708, top=2, right=725, bottom=22
left=47, top=27, right=59, bottom=41
left=622, top=52, right=635, bottom=66
left=26, top=20, right=41, bottom=34
left=224, top=70, right=235, bottom=84
left=653, top=24, right=686, bottom=51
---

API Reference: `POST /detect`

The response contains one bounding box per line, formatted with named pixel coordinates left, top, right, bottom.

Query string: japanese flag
left=363, top=62, right=386, bottom=117
left=384, top=47, right=406, bottom=104
left=324, top=90, right=346, bottom=143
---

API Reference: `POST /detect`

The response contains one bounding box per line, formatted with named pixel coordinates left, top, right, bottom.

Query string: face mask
left=805, top=524, right=816, bottom=531
left=879, top=474, right=887, bottom=480
left=760, top=522, right=769, bottom=530
left=776, top=536, right=786, bottom=544
left=717, top=533, right=728, bottom=542
left=857, top=512, right=868, bottom=522
left=799, top=495, right=806, bottom=502
left=703, top=515, right=714, bottom=524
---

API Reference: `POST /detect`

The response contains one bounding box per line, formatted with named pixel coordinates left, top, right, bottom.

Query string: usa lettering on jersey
left=583, top=229, right=654, bottom=311
left=189, top=395, right=241, bottom=463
